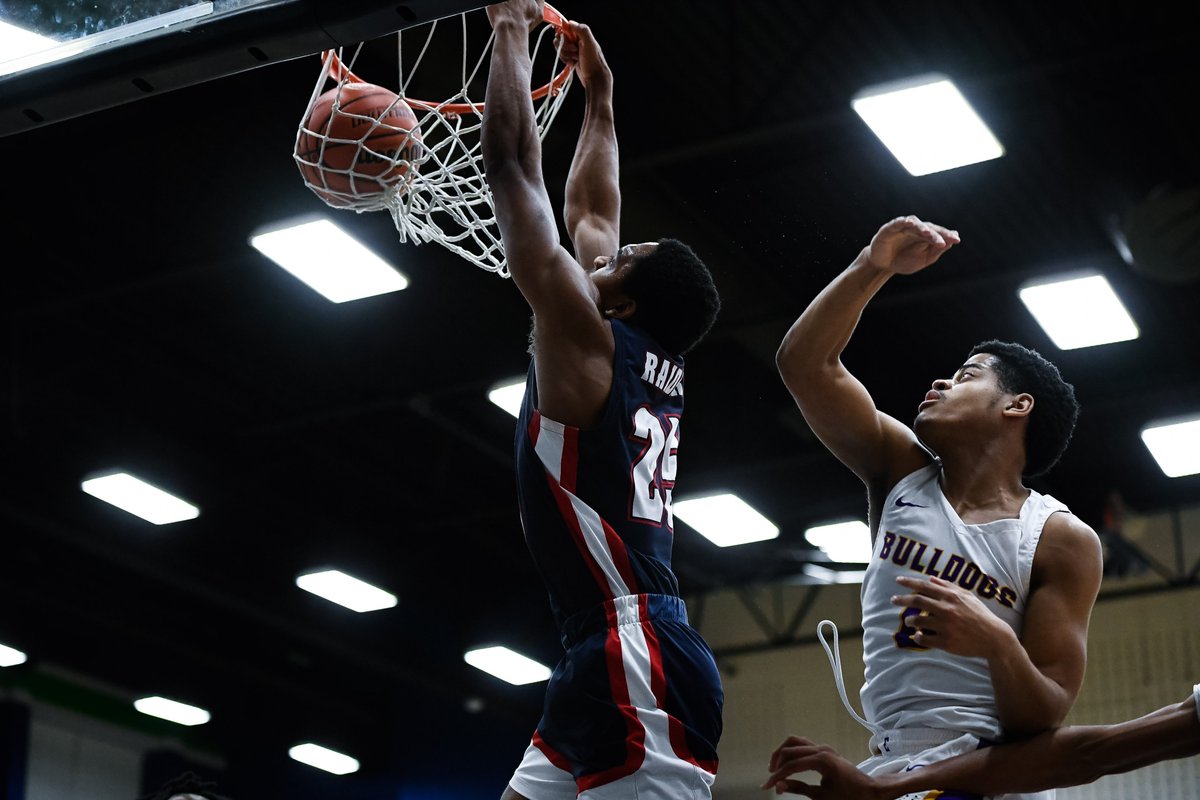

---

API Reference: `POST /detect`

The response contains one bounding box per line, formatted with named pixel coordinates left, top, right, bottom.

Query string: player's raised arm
left=775, top=216, right=960, bottom=507
left=559, top=21, right=619, bottom=267
left=481, top=0, right=617, bottom=427
left=481, top=1, right=586, bottom=300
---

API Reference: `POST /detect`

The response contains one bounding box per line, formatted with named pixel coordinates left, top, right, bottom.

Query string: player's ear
left=604, top=299, right=636, bottom=320
left=1003, top=392, right=1034, bottom=418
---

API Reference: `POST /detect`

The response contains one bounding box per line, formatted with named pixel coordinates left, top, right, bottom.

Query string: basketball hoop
left=293, top=4, right=576, bottom=278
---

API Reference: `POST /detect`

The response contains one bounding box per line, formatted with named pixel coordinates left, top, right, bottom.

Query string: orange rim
left=322, top=3, right=575, bottom=117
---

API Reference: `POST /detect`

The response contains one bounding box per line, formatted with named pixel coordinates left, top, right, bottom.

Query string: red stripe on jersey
left=577, top=601, right=646, bottom=790
left=559, top=424, right=579, bottom=493
left=533, top=416, right=638, bottom=597
left=600, top=516, right=639, bottom=593
left=544, top=474, right=613, bottom=596
left=531, top=729, right=573, bottom=773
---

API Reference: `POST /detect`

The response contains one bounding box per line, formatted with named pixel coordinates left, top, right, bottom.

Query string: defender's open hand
left=761, top=736, right=884, bottom=799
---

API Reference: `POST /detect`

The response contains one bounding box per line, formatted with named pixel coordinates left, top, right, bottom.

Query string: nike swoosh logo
left=895, top=497, right=927, bottom=508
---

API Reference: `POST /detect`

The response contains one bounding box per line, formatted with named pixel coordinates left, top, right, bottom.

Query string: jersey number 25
left=629, top=407, right=680, bottom=528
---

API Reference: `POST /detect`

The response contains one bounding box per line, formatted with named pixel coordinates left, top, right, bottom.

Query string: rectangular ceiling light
left=295, top=569, right=397, bottom=613
left=804, top=520, right=873, bottom=563
left=0, top=21, right=55, bottom=76
left=0, top=643, right=27, bottom=668
left=464, top=646, right=552, bottom=685
left=134, top=696, right=211, bottom=726
left=487, top=378, right=526, bottom=417
left=249, top=218, right=408, bottom=303
left=673, top=493, right=779, bottom=547
left=81, top=472, right=199, bottom=524
left=852, top=73, right=1004, bottom=176
left=0, top=4, right=214, bottom=77
left=1018, top=273, right=1139, bottom=350
left=289, top=743, right=360, bottom=775
left=1141, top=416, right=1200, bottom=477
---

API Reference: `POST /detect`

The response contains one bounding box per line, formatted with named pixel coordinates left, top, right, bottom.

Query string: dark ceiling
left=2, top=1, right=1200, bottom=797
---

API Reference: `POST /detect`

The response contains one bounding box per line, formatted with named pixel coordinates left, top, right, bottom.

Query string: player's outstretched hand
left=556, top=21, right=611, bottom=90
left=487, top=0, right=544, bottom=31
left=761, top=736, right=883, bottom=799
left=892, top=575, right=1011, bottom=658
left=864, top=215, right=960, bottom=276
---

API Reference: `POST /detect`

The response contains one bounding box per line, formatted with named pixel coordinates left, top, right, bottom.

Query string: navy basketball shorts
left=508, top=593, right=723, bottom=800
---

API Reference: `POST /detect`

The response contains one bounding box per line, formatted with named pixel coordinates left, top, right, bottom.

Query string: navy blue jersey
left=509, top=319, right=723, bottom=792
left=515, top=319, right=687, bottom=628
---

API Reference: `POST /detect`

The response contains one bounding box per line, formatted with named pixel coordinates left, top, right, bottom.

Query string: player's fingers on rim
left=570, top=20, right=593, bottom=43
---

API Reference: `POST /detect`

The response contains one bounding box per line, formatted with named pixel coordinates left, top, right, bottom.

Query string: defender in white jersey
left=771, top=216, right=1103, bottom=799
left=761, top=683, right=1200, bottom=797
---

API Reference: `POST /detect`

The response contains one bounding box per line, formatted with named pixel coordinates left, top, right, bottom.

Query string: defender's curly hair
left=622, top=238, right=720, bottom=355
left=968, top=339, right=1079, bottom=477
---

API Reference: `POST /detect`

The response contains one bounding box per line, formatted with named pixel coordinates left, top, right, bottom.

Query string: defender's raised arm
left=775, top=216, right=959, bottom=518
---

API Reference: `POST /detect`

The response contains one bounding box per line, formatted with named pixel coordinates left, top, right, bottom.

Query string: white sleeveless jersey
left=860, top=462, right=1069, bottom=739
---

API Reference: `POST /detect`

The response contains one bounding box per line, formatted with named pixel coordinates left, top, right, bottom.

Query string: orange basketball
left=296, top=82, right=423, bottom=205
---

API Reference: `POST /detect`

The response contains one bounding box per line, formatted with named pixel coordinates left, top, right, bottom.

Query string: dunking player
left=773, top=216, right=1104, bottom=798
left=761, top=683, right=1200, bottom=797
left=481, top=2, right=723, bottom=798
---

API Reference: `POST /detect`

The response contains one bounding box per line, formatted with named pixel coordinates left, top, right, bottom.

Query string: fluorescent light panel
left=673, top=493, right=778, bottom=547
left=0, top=21, right=56, bottom=73
left=296, top=569, right=397, bottom=612
left=0, top=643, right=27, bottom=668
left=80, top=472, right=199, bottom=524
left=852, top=73, right=1004, bottom=176
left=463, top=646, right=552, bottom=685
left=250, top=219, right=408, bottom=303
left=289, top=743, right=360, bottom=775
left=0, top=4, right=215, bottom=78
left=134, top=696, right=211, bottom=726
left=804, top=520, right=873, bottom=563
left=1018, top=273, right=1138, bottom=350
left=488, top=378, right=526, bottom=417
left=1141, top=416, right=1200, bottom=477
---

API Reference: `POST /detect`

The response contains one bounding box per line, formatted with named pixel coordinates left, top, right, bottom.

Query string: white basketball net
left=293, top=11, right=575, bottom=278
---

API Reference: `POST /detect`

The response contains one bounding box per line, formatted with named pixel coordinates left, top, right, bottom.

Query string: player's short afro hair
left=969, top=339, right=1079, bottom=477
left=623, top=238, right=720, bottom=356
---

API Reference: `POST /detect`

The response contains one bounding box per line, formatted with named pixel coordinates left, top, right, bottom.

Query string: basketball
left=296, top=82, right=423, bottom=206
